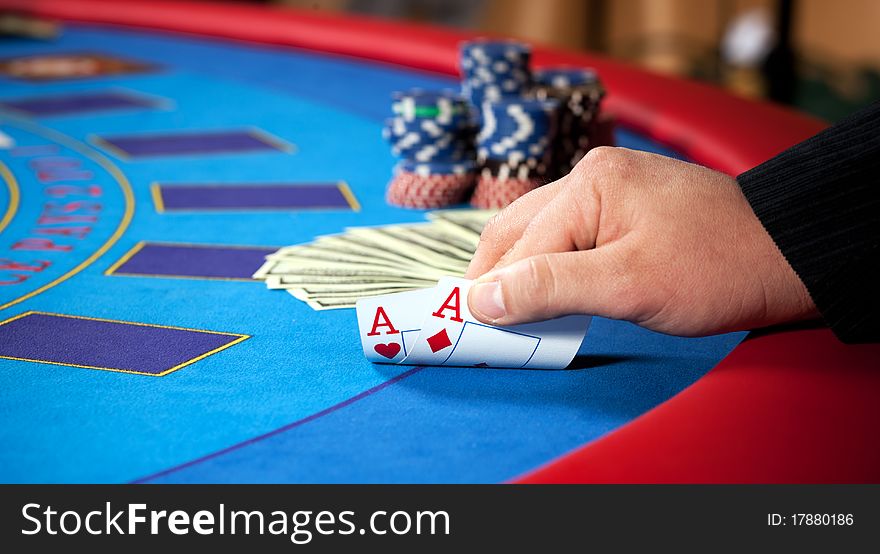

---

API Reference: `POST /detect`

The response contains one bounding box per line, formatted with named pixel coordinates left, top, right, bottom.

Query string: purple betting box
left=0, top=91, right=159, bottom=117
left=109, top=242, right=276, bottom=280
left=95, top=129, right=287, bottom=158
left=155, top=183, right=355, bottom=211
left=0, top=312, right=247, bottom=376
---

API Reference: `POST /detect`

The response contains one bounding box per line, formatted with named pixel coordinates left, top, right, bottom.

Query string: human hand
left=465, top=147, right=818, bottom=336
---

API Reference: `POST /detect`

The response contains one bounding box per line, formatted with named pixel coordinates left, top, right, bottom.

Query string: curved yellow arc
left=0, top=162, right=20, bottom=236
left=0, top=117, right=135, bottom=312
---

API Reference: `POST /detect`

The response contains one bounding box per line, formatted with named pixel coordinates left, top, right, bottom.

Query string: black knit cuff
left=736, top=102, right=880, bottom=343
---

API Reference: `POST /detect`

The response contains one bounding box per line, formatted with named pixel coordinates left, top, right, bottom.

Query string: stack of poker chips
left=383, top=90, right=478, bottom=209
left=382, top=40, right=612, bottom=211
left=460, top=39, right=532, bottom=108
left=532, top=68, right=607, bottom=178
left=471, top=98, right=559, bottom=209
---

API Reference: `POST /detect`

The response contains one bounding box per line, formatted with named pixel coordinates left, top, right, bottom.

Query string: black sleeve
left=736, top=101, right=880, bottom=343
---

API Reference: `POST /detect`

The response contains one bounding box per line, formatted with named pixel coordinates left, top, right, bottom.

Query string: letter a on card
left=368, top=307, right=399, bottom=337
left=401, top=278, right=472, bottom=366
left=355, top=288, right=433, bottom=363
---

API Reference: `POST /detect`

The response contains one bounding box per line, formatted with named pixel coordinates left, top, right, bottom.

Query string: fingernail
left=470, top=280, right=506, bottom=321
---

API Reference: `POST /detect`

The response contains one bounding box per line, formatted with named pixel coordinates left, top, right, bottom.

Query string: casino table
left=0, top=0, right=877, bottom=484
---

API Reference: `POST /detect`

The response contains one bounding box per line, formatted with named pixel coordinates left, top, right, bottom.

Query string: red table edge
left=5, top=0, right=826, bottom=176
left=5, top=0, right=878, bottom=484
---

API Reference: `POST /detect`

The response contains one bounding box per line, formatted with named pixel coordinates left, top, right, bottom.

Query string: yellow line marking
left=0, top=162, right=20, bottom=235
left=103, top=240, right=146, bottom=276
left=103, top=87, right=175, bottom=112
left=0, top=88, right=173, bottom=118
left=153, top=182, right=359, bottom=213
left=159, top=335, right=250, bottom=376
left=104, top=240, right=281, bottom=281
left=337, top=180, right=360, bottom=212
left=0, top=355, right=174, bottom=377
left=155, top=206, right=359, bottom=213
left=107, top=272, right=257, bottom=282
left=0, top=310, right=246, bottom=335
left=247, top=126, right=296, bottom=154
left=0, top=115, right=135, bottom=312
left=114, top=240, right=283, bottom=250
left=0, top=310, right=250, bottom=377
left=89, top=127, right=295, bottom=161
left=150, top=182, right=165, bottom=213
left=86, top=133, right=132, bottom=161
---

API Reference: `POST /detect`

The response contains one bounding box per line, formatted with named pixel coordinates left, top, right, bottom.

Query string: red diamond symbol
left=426, top=329, right=452, bottom=353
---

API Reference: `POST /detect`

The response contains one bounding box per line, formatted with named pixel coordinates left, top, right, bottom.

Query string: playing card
left=442, top=323, right=541, bottom=368
left=355, top=288, right=434, bottom=363
left=401, top=277, right=590, bottom=369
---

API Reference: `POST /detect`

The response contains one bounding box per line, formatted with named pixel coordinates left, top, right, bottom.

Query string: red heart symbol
left=374, top=342, right=401, bottom=359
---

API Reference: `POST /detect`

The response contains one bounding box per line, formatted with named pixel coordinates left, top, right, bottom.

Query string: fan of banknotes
left=253, top=210, right=496, bottom=310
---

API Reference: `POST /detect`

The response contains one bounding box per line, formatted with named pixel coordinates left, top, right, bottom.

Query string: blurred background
left=255, top=0, right=879, bottom=122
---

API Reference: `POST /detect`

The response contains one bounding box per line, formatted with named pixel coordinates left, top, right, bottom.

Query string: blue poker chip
left=398, top=159, right=476, bottom=175
left=382, top=112, right=476, bottom=160
left=480, top=143, right=553, bottom=160
left=478, top=143, right=553, bottom=162
left=392, top=143, right=474, bottom=161
left=459, top=39, right=533, bottom=105
left=462, top=81, right=529, bottom=105
left=476, top=98, right=559, bottom=158
left=391, top=89, right=470, bottom=122
left=460, top=39, right=531, bottom=64
left=384, top=74, right=492, bottom=168
left=483, top=97, right=560, bottom=113
left=382, top=117, right=471, bottom=140
left=388, top=131, right=474, bottom=158
left=391, top=88, right=467, bottom=104
left=477, top=99, right=559, bottom=135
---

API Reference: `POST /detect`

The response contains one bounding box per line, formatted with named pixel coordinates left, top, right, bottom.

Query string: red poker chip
left=387, top=188, right=462, bottom=200
left=388, top=184, right=468, bottom=199
left=470, top=175, right=542, bottom=209
left=392, top=179, right=466, bottom=191
left=387, top=196, right=459, bottom=209
left=386, top=170, right=476, bottom=208
left=387, top=191, right=469, bottom=208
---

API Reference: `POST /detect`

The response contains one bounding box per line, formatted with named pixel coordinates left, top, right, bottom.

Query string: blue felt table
left=0, top=26, right=744, bottom=483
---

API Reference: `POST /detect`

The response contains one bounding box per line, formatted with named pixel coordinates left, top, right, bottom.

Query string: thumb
left=467, top=249, right=634, bottom=325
